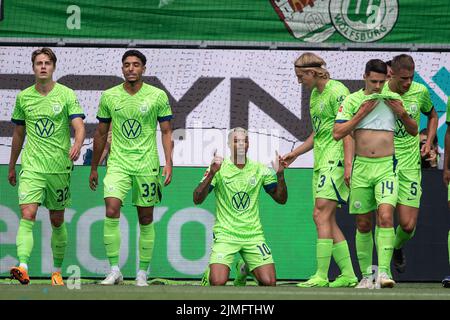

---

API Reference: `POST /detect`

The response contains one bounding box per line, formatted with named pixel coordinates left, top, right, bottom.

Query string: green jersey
left=11, top=83, right=85, bottom=173
left=335, top=89, right=401, bottom=132
left=310, top=80, right=349, bottom=169
left=383, top=82, right=433, bottom=170
left=202, top=158, right=277, bottom=242
left=97, top=83, right=172, bottom=176
left=447, top=98, right=450, bottom=124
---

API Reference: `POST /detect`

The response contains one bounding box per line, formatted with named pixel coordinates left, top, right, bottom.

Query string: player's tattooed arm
left=422, top=108, right=438, bottom=157
left=193, top=153, right=223, bottom=204
left=8, top=125, right=26, bottom=186
left=269, top=151, right=288, bottom=204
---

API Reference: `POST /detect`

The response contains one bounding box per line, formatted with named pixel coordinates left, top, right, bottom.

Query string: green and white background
left=0, top=1, right=450, bottom=44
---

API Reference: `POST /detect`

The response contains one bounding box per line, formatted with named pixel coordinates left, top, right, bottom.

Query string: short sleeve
left=157, top=91, right=173, bottom=123
left=331, top=84, right=350, bottom=115
left=97, top=93, right=112, bottom=123
left=419, top=87, right=433, bottom=115
left=262, top=165, right=277, bottom=193
left=11, top=95, right=25, bottom=125
left=335, top=96, right=354, bottom=123
left=67, top=90, right=85, bottom=120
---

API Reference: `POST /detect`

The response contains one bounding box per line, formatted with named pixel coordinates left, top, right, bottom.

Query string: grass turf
left=0, top=279, right=449, bottom=300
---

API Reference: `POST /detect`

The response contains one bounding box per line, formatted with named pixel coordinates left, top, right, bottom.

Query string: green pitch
left=0, top=279, right=449, bottom=300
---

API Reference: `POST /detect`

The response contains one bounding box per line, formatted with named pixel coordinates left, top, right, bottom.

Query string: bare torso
left=354, top=129, right=394, bottom=158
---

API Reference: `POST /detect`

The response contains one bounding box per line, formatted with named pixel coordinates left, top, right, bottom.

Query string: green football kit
left=97, top=82, right=172, bottom=272
left=96, top=83, right=172, bottom=207
left=202, top=158, right=277, bottom=271
left=336, top=89, right=401, bottom=214
left=383, top=82, right=433, bottom=208
left=11, top=82, right=84, bottom=269
left=335, top=89, right=402, bottom=276
left=11, top=83, right=85, bottom=209
left=310, top=80, right=350, bottom=204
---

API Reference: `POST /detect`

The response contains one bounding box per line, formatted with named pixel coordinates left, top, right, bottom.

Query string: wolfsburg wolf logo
left=270, top=0, right=398, bottom=43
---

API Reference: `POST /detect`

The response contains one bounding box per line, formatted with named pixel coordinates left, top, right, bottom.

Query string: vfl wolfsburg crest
left=122, top=119, right=142, bottom=139
left=35, top=118, right=55, bottom=138
left=271, top=0, right=398, bottom=43
left=140, top=103, right=149, bottom=113
left=53, top=104, right=62, bottom=114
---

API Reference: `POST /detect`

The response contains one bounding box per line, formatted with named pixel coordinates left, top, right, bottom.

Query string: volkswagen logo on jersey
left=35, top=118, right=55, bottom=138
left=395, top=118, right=407, bottom=138
left=312, top=115, right=322, bottom=132
left=232, top=192, right=250, bottom=212
left=121, top=119, right=142, bottom=139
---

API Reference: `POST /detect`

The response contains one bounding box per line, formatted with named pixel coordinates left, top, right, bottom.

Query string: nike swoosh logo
left=224, top=181, right=232, bottom=184
left=115, top=107, right=124, bottom=112
left=407, top=198, right=415, bottom=200
left=262, top=257, right=271, bottom=261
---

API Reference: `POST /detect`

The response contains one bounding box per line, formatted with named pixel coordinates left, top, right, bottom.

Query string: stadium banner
left=0, top=165, right=315, bottom=279
left=0, top=47, right=449, bottom=168
left=1, top=1, right=450, bottom=44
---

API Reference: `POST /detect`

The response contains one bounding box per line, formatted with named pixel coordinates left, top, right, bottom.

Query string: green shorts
left=18, top=170, right=71, bottom=210
left=397, top=169, right=422, bottom=208
left=349, top=156, right=398, bottom=214
left=209, top=238, right=274, bottom=272
left=313, top=163, right=349, bottom=205
left=103, top=169, right=162, bottom=207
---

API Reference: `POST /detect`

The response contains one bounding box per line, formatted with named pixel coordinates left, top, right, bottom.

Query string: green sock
left=51, top=222, right=67, bottom=268
left=16, top=219, right=34, bottom=265
left=377, top=227, right=395, bottom=274
left=356, top=230, right=373, bottom=277
left=104, top=217, right=120, bottom=266
left=332, top=240, right=356, bottom=278
left=394, top=226, right=415, bottom=250
left=375, top=225, right=379, bottom=249
left=315, top=239, right=333, bottom=280
left=139, top=223, right=155, bottom=271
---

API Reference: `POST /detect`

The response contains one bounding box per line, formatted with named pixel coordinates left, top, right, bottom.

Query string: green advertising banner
left=0, top=1, right=450, bottom=44
left=0, top=165, right=316, bottom=279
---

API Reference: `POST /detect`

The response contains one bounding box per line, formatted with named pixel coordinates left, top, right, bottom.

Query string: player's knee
left=258, top=275, right=276, bottom=286
left=356, top=219, right=371, bottom=233
left=209, top=275, right=228, bottom=286
left=400, top=223, right=415, bottom=234
left=21, top=208, right=37, bottom=221
left=138, top=216, right=153, bottom=225
left=105, top=207, right=120, bottom=218
left=313, top=208, right=328, bottom=226
left=50, top=216, right=64, bottom=228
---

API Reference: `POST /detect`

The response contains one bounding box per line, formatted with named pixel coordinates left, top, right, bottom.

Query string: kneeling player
left=193, top=128, right=287, bottom=286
